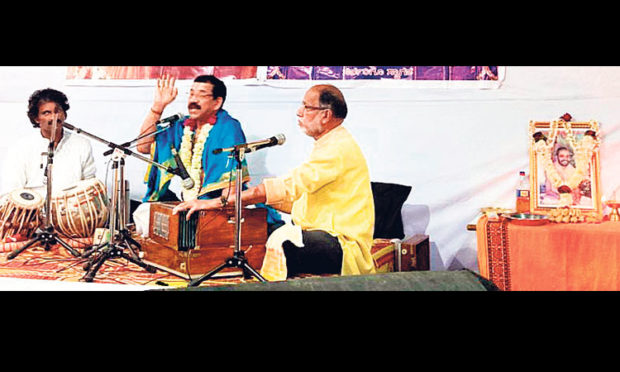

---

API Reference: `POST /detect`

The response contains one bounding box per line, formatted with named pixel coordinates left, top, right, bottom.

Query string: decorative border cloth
left=476, top=215, right=511, bottom=291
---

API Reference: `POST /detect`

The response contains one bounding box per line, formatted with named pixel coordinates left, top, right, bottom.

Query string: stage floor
left=0, top=241, right=261, bottom=291
left=0, top=235, right=401, bottom=291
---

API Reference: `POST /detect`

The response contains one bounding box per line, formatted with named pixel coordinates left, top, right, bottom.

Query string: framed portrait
left=528, top=118, right=603, bottom=220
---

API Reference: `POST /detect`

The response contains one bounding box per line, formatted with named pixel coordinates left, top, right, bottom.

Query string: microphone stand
left=7, top=129, right=81, bottom=260
left=188, top=146, right=266, bottom=287
left=62, top=122, right=180, bottom=282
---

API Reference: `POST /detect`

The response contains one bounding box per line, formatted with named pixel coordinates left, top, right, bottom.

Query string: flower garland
left=178, top=118, right=215, bottom=200
left=531, top=118, right=600, bottom=207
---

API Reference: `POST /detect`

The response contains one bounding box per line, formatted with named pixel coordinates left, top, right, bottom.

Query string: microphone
left=156, top=113, right=184, bottom=127
left=213, top=134, right=286, bottom=154
left=170, top=146, right=195, bottom=189
left=50, top=118, right=59, bottom=143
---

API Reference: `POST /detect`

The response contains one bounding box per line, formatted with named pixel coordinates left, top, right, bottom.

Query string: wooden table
left=476, top=215, right=620, bottom=291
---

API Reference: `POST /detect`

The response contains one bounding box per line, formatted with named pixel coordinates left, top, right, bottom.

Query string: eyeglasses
left=188, top=92, right=214, bottom=99
left=301, top=104, right=329, bottom=112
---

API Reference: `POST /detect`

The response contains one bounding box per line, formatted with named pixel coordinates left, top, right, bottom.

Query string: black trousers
left=282, top=230, right=343, bottom=278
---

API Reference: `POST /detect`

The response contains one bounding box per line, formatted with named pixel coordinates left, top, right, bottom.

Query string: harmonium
left=139, top=202, right=268, bottom=279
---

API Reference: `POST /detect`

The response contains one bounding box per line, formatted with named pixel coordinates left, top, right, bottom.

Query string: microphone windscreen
left=182, top=177, right=195, bottom=189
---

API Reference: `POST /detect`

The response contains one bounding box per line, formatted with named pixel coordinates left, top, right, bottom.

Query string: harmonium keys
left=148, top=202, right=268, bottom=250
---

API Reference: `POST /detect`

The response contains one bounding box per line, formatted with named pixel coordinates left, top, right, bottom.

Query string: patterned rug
left=0, top=237, right=398, bottom=290
left=0, top=238, right=253, bottom=289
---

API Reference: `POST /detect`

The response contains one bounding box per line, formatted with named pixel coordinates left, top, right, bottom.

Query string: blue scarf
left=143, top=109, right=249, bottom=202
left=143, top=109, right=283, bottom=227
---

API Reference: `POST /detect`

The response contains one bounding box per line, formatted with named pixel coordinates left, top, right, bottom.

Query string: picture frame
left=528, top=118, right=603, bottom=220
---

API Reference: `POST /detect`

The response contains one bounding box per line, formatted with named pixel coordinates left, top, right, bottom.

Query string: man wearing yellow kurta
left=173, top=84, right=376, bottom=281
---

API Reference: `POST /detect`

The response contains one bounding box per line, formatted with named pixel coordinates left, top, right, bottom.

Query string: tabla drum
left=50, top=178, right=109, bottom=238
left=0, top=189, right=44, bottom=242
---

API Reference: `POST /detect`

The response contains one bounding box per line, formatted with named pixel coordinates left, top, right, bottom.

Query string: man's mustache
left=45, top=119, right=63, bottom=126
left=188, top=103, right=201, bottom=110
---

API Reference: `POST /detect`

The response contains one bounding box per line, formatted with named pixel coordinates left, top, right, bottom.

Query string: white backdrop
left=1, top=66, right=620, bottom=272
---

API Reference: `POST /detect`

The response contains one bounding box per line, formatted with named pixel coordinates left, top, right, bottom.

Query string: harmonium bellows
left=150, top=207, right=197, bottom=251
left=148, top=202, right=268, bottom=251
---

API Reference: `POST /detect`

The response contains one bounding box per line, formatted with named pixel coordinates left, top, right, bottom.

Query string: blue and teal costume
left=143, top=109, right=283, bottom=230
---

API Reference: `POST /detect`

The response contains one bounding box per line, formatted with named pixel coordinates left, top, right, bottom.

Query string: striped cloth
left=0, top=237, right=93, bottom=253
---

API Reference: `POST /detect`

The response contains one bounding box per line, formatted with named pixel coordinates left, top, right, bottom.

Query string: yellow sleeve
left=263, top=177, right=293, bottom=214
left=264, top=144, right=341, bottom=205
left=287, top=144, right=341, bottom=196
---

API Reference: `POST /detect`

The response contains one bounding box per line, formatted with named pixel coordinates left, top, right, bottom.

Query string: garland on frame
left=530, top=114, right=600, bottom=208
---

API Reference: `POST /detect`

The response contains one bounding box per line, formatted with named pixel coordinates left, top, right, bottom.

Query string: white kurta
left=0, top=130, right=96, bottom=199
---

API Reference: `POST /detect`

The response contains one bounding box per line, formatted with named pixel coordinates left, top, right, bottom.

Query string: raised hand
left=137, top=73, right=179, bottom=154
left=153, top=73, right=178, bottom=112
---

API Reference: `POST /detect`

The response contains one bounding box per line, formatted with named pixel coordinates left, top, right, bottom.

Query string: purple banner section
left=67, top=66, right=258, bottom=80
left=266, top=66, right=499, bottom=81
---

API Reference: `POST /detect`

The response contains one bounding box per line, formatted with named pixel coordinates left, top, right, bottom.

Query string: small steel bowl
left=502, top=213, right=550, bottom=226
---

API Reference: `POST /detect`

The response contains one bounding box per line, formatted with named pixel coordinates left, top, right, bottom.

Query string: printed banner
left=65, top=66, right=502, bottom=88
left=66, top=66, right=258, bottom=81
left=265, top=66, right=500, bottom=81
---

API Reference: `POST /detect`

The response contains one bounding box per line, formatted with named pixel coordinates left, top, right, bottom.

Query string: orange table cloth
left=476, top=215, right=620, bottom=291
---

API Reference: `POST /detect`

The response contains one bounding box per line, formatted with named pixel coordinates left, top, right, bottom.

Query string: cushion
left=371, top=182, right=412, bottom=239
left=371, top=238, right=397, bottom=272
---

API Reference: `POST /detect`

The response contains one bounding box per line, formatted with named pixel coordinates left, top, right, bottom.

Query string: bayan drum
left=50, top=178, right=109, bottom=238
left=0, top=189, right=44, bottom=242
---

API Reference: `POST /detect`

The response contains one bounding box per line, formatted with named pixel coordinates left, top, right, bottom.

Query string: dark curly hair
left=27, top=88, right=70, bottom=128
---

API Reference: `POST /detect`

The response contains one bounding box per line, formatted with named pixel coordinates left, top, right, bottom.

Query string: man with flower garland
left=172, top=84, right=376, bottom=281
left=543, top=146, right=591, bottom=206
left=135, top=74, right=283, bottom=231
